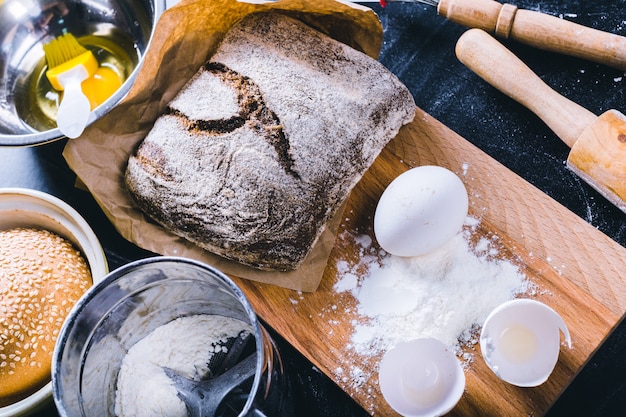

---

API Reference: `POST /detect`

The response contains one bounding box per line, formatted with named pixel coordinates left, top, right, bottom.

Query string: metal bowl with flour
left=0, top=0, right=165, bottom=146
left=52, top=257, right=293, bottom=417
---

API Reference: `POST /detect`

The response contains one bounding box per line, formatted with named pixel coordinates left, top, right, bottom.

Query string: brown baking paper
left=62, top=0, right=383, bottom=292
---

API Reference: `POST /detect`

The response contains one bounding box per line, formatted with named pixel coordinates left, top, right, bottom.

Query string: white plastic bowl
left=0, top=187, right=108, bottom=417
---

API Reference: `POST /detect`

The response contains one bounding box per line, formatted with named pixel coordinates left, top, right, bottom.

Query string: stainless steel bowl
left=52, top=257, right=293, bottom=417
left=0, top=0, right=165, bottom=146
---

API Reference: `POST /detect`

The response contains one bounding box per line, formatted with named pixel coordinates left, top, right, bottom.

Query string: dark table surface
left=4, top=0, right=626, bottom=415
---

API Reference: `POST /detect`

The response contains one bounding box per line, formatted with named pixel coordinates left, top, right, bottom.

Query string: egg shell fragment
left=374, top=166, right=469, bottom=257
left=379, top=338, right=465, bottom=417
left=480, top=299, right=572, bottom=387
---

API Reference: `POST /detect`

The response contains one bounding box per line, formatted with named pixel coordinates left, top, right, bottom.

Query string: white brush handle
left=56, top=66, right=91, bottom=139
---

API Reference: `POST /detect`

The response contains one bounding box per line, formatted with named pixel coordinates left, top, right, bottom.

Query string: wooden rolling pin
left=455, top=28, right=626, bottom=214
left=361, top=0, right=626, bottom=71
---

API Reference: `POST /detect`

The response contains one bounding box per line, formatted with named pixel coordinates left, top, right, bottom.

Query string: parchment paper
left=62, top=0, right=383, bottom=292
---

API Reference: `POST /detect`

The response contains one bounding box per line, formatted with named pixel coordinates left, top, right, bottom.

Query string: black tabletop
left=3, top=0, right=626, bottom=416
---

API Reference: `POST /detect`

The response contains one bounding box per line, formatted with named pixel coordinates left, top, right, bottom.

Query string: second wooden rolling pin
left=360, top=0, right=626, bottom=71
left=455, top=28, right=626, bottom=214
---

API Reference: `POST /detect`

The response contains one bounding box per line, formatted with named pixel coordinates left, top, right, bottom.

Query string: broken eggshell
left=480, top=299, right=572, bottom=387
left=379, top=338, right=465, bottom=417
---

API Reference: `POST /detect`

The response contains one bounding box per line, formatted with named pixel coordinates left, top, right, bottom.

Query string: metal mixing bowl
left=52, top=257, right=293, bottom=417
left=0, top=0, right=165, bottom=146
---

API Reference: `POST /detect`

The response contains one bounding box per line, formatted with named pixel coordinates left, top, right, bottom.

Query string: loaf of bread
left=125, top=12, right=415, bottom=271
left=0, top=228, right=92, bottom=406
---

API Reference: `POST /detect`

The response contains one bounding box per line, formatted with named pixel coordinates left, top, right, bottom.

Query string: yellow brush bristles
left=43, top=33, right=98, bottom=91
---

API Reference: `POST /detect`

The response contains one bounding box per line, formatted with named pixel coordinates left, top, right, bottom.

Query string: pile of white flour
left=114, top=314, right=253, bottom=417
left=334, top=217, right=533, bottom=359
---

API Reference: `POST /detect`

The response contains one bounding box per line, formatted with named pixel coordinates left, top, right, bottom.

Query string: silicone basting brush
left=43, top=33, right=98, bottom=138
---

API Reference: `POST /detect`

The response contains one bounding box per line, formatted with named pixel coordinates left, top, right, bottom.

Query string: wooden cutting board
left=232, top=107, right=626, bottom=416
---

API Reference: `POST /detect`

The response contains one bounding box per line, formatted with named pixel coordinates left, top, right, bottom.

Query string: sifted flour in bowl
left=114, top=314, right=253, bottom=417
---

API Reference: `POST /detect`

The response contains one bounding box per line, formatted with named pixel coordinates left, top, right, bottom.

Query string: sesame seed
left=0, top=227, right=93, bottom=393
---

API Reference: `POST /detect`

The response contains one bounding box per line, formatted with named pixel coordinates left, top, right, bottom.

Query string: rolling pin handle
left=438, top=0, right=626, bottom=71
left=494, top=4, right=517, bottom=39
left=455, top=28, right=597, bottom=148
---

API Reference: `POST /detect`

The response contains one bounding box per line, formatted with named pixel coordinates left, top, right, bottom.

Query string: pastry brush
left=43, top=33, right=98, bottom=139
left=357, top=0, right=626, bottom=71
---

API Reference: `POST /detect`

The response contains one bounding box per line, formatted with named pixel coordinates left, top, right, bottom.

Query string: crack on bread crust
left=166, top=107, right=247, bottom=134
left=165, top=62, right=300, bottom=180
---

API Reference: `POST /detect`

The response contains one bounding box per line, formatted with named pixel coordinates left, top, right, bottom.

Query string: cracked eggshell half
left=379, top=338, right=465, bottom=417
left=374, top=166, right=468, bottom=257
left=480, top=299, right=572, bottom=387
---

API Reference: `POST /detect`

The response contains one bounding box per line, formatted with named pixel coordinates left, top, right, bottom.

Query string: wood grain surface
left=232, top=108, right=626, bottom=416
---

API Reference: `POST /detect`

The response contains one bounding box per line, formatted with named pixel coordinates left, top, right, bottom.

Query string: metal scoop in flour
left=163, top=332, right=257, bottom=417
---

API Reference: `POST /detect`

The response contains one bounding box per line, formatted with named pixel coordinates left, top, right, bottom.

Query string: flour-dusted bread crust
left=125, top=12, right=415, bottom=271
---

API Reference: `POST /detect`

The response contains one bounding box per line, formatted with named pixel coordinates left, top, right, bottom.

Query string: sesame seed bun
left=0, top=228, right=92, bottom=406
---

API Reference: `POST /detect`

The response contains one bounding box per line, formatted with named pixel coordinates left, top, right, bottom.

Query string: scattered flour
left=461, top=162, right=470, bottom=176
left=114, top=314, right=253, bottom=417
left=334, top=217, right=532, bottom=360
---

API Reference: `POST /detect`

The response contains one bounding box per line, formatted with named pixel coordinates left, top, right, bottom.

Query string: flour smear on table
left=326, top=214, right=535, bottom=409
left=114, top=314, right=253, bottom=417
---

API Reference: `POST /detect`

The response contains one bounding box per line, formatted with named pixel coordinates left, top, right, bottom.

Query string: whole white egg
left=373, top=165, right=469, bottom=257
